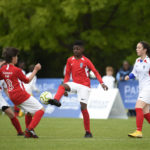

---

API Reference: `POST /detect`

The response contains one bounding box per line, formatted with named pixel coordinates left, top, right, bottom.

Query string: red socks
left=135, top=108, right=144, bottom=131
left=54, top=85, right=65, bottom=101
left=25, top=114, right=32, bottom=128
left=144, top=113, right=150, bottom=123
left=10, top=117, right=23, bottom=134
left=28, top=110, right=44, bottom=130
left=81, top=109, right=90, bottom=133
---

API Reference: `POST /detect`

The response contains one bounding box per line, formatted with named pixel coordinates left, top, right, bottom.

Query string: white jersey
left=0, top=80, right=7, bottom=93
left=0, top=80, right=9, bottom=108
left=102, top=75, right=115, bottom=89
left=24, top=72, right=39, bottom=95
left=132, top=56, right=150, bottom=91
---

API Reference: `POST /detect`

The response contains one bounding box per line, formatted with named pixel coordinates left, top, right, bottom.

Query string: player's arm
left=63, top=59, right=71, bottom=83
left=28, top=63, right=41, bottom=82
left=87, top=59, right=108, bottom=90
left=18, top=63, right=41, bottom=83
left=125, top=61, right=136, bottom=81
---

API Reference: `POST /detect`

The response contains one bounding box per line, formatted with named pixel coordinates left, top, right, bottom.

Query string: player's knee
left=80, top=103, right=87, bottom=110
left=2, top=106, right=10, bottom=112
left=61, top=84, right=70, bottom=91
left=41, top=107, right=45, bottom=112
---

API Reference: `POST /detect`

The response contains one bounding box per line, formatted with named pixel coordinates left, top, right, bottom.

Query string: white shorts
left=19, top=96, right=43, bottom=114
left=138, top=88, right=150, bottom=104
left=65, top=82, right=91, bottom=104
left=0, top=94, right=9, bottom=109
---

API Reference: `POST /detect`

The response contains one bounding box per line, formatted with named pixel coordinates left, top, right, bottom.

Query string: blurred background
left=0, top=0, right=149, bottom=77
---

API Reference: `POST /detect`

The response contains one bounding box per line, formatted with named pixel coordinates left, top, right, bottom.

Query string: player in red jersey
left=48, top=40, right=108, bottom=138
left=0, top=47, right=45, bottom=138
left=0, top=60, right=24, bottom=136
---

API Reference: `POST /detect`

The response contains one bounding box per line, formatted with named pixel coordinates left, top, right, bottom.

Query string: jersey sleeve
left=64, top=58, right=71, bottom=83
left=87, top=59, right=103, bottom=84
left=17, top=68, right=30, bottom=83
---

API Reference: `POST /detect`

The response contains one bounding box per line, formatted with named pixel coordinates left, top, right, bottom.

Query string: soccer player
left=125, top=41, right=150, bottom=138
left=0, top=78, right=24, bottom=136
left=24, top=64, right=40, bottom=95
left=0, top=47, right=45, bottom=138
left=48, top=40, right=108, bottom=138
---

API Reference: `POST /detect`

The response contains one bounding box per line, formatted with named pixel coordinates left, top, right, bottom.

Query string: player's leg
left=143, top=104, right=150, bottom=123
left=128, top=100, right=146, bottom=138
left=80, top=102, right=92, bottom=138
left=48, top=83, right=71, bottom=106
left=14, top=105, right=20, bottom=116
left=2, top=106, right=24, bottom=136
left=25, top=112, right=32, bottom=128
left=20, top=96, right=44, bottom=138
left=78, top=85, right=92, bottom=138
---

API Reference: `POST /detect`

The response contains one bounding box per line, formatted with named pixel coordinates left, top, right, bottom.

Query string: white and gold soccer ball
left=40, top=91, right=52, bottom=105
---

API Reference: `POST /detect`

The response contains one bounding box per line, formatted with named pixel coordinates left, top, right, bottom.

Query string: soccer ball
left=40, top=91, right=52, bottom=105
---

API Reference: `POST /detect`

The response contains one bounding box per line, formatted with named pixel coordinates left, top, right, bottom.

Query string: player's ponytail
left=139, top=41, right=150, bottom=58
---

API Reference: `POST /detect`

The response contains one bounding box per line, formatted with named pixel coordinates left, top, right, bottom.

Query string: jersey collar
left=138, top=56, right=148, bottom=63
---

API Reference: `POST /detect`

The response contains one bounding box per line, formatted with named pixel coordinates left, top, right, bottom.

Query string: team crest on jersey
left=80, top=63, right=83, bottom=68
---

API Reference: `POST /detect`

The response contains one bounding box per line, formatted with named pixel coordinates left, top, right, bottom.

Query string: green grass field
left=0, top=115, right=150, bottom=150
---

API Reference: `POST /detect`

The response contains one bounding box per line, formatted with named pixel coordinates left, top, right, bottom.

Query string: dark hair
left=139, top=41, right=150, bottom=57
left=73, top=40, right=84, bottom=47
left=2, top=47, right=19, bottom=63
left=28, top=64, right=35, bottom=72
left=0, top=58, right=4, bottom=62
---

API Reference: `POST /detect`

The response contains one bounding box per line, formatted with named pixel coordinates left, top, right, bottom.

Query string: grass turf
left=0, top=115, right=150, bottom=150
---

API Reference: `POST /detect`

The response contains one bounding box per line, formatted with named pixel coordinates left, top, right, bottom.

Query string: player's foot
left=17, top=132, right=24, bottom=136
left=84, top=131, right=93, bottom=138
left=48, top=99, right=61, bottom=107
left=128, top=130, right=142, bottom=138
left=24, top=128, right=38, bottom=138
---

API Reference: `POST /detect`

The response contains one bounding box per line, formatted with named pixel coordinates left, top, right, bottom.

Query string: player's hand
left=34, top=63, right=41, bottom=71
left=125, top=75, right=129, bottom=81
left=101, top=83, right=108, bottom=91
left=64, top=91, right=68, bottom=97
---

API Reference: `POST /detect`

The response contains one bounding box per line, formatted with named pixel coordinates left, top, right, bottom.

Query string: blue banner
left=118, top=80, right=139, bottom=109
left=2, top=78, right=99, bottom=118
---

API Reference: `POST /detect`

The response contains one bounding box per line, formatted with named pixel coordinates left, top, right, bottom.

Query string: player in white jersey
left=24, top=65, right=40, bottom=95
left=125, top=41, right=150, bottom=138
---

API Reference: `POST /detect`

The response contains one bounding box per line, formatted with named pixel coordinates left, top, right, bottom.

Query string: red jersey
left=64, top=56, right=103, bottom=87
left=0, top=64, right=30, bottom=105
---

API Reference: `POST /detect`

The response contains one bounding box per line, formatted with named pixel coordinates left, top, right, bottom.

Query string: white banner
left=85, top=88, right=128, bottom=119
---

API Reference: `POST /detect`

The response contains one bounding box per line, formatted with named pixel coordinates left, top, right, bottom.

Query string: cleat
left=84, top=131, right=93, bottom=138
left=48, top=99, right=61, bottom=107
left=18, top=110, right=24, bottom=117
left=128, top=130, right=142, bottom=138
left=17, top=132, right=24, bottom=136
left=24, top=128, right=38, bottom=138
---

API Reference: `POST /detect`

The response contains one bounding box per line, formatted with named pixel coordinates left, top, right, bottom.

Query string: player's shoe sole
left=48, top=99, right=61, bottom=107
left=24, top=128, right=38, bottom=138
left=128, top=130, right=142, bottom=138
left=84, top=132, right=93, bottom=138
